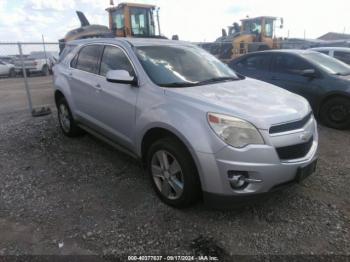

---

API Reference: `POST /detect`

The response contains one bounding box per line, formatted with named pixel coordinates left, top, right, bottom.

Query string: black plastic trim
left=269, top=112, right=312, bottom=134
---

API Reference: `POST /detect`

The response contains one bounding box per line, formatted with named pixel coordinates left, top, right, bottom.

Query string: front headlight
left=207, top=113, right=264, bottom=148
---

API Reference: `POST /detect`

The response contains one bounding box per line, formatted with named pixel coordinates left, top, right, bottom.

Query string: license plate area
left=296, top=159, right=317, bottom=183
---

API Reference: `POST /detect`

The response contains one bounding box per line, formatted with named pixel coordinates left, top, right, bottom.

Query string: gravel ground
left=0, top=110, right=349, bottom=260
left=0, top=76, right=54, bottom=114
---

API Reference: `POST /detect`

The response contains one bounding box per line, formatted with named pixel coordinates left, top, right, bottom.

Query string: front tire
left=42, top=65, right=49, bottom=76
left=57, top=97, right=84, bottom=137
left=320, top=97, right=350, bottom=129
left=146, top=137, right=201, bottom=208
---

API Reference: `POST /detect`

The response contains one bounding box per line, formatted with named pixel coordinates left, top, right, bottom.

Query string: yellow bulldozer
left=233, top=16, right=283, bottom=55
left=199, top=16, right=284, bottom=62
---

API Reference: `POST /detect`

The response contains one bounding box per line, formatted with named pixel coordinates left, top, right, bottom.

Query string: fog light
left=228, top=171, right=263, bottom=190
left=228, top=171, right=248, bottom=189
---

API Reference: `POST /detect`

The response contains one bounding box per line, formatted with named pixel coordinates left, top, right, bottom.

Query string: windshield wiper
left=159, top=76, right=239, bottom=88
left=159, top=82, right=198, bottom=87
left=196, top=76, right=239, bottom=85
left=335, top=72, right=350, bottom=76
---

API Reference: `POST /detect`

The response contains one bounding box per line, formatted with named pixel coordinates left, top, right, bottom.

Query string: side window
left=237, top=55, right=270, bottom=71
left=333, top=51, right=350, bottom=65
left=318, top=50, right=329, bottom=55
left=100, top=46, right=134, bottom=77
left=70, top=54, right=78, bottom=68
left=75, top=45, right=104, bottom=74
left=273, top=54, right=311, bottom=74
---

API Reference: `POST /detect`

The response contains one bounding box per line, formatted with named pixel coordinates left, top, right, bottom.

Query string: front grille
left=276, top=136, right=313, bottom=160
left=269, top=112, right=312, bottom=134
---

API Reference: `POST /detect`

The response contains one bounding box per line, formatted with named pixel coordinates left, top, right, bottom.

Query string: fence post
left=17, top=42, right=33, bottom=114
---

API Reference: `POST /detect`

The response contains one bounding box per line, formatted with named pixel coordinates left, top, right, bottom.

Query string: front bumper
left=195, top=115, right=318, bottom=203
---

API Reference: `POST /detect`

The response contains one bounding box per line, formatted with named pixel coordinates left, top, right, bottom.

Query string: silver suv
left=53, top=38, right=318, bottom=208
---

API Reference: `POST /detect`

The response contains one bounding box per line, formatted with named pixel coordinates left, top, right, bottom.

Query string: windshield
left=243, top=19, right=262, bottom=35
left=130, top=7, right=155, bottom=36
left=304, top=52, right=350, bottom=76
left=135, top=45, right=238, bottom=87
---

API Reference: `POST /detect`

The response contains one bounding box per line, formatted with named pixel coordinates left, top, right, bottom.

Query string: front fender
left=135, top=102, right=226, bottom=157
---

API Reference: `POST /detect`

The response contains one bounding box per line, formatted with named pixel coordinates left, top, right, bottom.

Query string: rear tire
left=8, top=68, right=16, bottom=78
left=146, top=137, right=201, bottom=208
left=56, top=97, right=84, bottom=137
left=320, top=97, right=350, bottom=129
left=42, top=65, right=49, bottom=76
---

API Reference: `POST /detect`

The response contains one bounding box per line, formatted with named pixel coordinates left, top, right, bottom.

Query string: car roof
left=252, top=49, right=318, bottom=55
left=310, top=47, right=350, bottom=52
left=68, top=37, right=193, bottom=47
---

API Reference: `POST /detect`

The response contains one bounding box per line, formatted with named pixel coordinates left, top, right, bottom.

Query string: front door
left=269, top=53, right=322, bottom=106
left=93, top=45, right=139, bottom=149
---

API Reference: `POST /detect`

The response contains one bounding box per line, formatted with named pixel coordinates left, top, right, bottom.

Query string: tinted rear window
left=59, top=45, right=76, bottom=63
left=236, top=55, right=271, bottom=71
left=334, top=51, right=350, bottom=65
left=272, top=54, right=311, bottom=74
left=76, top=45, right=104, bottom=74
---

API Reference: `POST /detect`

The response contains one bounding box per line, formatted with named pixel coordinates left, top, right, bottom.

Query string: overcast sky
left=0, top=0, right=349, bottom=43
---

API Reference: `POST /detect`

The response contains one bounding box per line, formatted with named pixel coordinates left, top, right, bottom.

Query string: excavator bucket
left=76, top=11, right=90, bottom=27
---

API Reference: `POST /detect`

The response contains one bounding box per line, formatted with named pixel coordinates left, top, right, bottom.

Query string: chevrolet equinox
left=53, top=38, right=318, bottom=208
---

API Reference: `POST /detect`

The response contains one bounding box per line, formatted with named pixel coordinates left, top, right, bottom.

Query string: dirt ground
left=0, top=77, right=349, bottom=261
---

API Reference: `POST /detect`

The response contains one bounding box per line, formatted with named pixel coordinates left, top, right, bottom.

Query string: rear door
left=269, top=53, right=322, bottom=104
left=69, top=44, right=104, bottom=124
left=231, top=54, right=273, bottom=83
left=94, top=45, right=139, bottom=148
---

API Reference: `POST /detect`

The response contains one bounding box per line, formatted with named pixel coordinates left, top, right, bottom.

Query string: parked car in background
left=14, top=51, right=56, bottom=76
left=229, top=50, right=350, bottom=129
left=0, top=60, right=16, bottom=77
left=0, top=56, right=15, bottom=65
left=53, top=38, right=318, bottom=208
left=310, top=47, right=350, bottom=65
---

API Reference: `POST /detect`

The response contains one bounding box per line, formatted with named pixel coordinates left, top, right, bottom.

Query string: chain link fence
left=0, top=42, right=59, bottom=116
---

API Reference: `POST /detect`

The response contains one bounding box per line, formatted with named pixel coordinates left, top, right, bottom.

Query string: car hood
left=164, top=78, right=311, bottom=130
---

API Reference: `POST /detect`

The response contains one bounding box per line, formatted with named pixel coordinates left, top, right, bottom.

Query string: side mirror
left=106, top=70, right=137, bottom=86
left=301, top=69, right=317, bottom=78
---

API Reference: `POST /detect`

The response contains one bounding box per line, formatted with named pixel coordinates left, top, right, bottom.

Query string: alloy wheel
left=59, top=104, right=71, bottom=133
left=151, top=150, right=184, bottom=200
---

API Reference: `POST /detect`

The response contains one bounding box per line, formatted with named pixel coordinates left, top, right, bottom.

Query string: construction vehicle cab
left=233, top=16, right=283, bottom=57
left=107, top=2, right=161, bottom=38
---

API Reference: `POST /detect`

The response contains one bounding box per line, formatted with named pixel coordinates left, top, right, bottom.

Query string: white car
left=310, top=47, right=350, bottom=65
left=14, top=51, right=56, bottom=76
left=0, top=60, right=16, bottom=77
